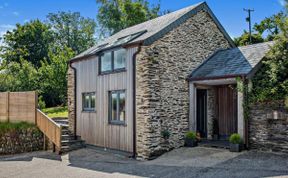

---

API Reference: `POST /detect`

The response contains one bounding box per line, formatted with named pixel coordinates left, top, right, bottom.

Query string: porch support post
left=189, top=82, right=197, bottom=131
left=237, top=91, right=245, bottom=140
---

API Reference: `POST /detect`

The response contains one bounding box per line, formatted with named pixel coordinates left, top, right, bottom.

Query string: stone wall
left=207, top=88, right=217, bottom=139
left=249, top=101, right=288, bottom=153
left=0, top=126, right=43, bottom=155
left=67, top=66, right=76, bottom=134
left=135, top=10, right=231, bottom=159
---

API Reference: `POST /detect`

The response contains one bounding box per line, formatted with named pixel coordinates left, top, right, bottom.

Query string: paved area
left=0, top=147, right=288, bottom=178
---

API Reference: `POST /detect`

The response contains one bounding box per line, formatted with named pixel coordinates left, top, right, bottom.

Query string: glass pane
left=101, top=52, right=112, bottom=72
left=114, top=49, right=126, bottom=70
left=111, top=93, right=118, bottom=121
left=91, top=94, right=95, bottom=109
left=83, top=94, right=90, bottom=109
left=119, top=92, right=125, bottom=121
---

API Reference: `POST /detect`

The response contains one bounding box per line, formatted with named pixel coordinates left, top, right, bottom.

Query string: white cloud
left=12, top=11, right=19, bottom=16
left=279, top=0, right=286, bottom=6
left=0, top=24, right=15, bottom=42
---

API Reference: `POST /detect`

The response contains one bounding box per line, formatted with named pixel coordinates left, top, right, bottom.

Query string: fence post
left=35, top=91, right=38, bottom=124
left=6, top=92, right=9, bottom=122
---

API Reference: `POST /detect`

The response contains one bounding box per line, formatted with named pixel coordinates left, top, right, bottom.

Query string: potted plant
left=161, top=130, right=170, bottom=140
left=229, top=133, right=243, bottom=152
left=185, top=131, right=198, bottom=147
left=212, top=118, right=219, bottom=140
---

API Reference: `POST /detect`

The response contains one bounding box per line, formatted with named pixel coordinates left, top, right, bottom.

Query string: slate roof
left=70, top=1, right=234, bottom=62
left=189, top=41, right=275, bottom=81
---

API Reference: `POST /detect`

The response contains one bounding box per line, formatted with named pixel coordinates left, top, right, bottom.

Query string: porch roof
left=188, top=41, right=274, bottom=81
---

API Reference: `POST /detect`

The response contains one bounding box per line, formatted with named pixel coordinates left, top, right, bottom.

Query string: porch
left=189, top=78, right=245, bottom=143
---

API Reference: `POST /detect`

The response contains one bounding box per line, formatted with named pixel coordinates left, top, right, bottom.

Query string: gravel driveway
left=0, top=146, right=288, bottom=178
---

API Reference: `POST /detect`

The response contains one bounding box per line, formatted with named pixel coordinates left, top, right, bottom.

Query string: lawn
left=42, top=106, right=68, bottom=118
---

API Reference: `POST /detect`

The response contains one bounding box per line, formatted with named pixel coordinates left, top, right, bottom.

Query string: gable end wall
left=135, top=10, right=232, bottom=159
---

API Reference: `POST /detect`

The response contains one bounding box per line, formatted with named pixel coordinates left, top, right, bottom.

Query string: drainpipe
left=69, top=62, right=77, bottom=139
left=132, top=45, right=142, bottom=158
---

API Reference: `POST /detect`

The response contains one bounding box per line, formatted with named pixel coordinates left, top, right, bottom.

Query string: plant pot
left=185, top=138, right=198, bottom=147
left=229, top=143, right=241, bottom=152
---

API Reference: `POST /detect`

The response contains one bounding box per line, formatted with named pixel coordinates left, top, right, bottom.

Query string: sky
left=0, top=0, right=286, bottom=41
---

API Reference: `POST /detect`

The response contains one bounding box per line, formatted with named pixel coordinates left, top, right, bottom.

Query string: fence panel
left=0, top=91, right=37, bottom=123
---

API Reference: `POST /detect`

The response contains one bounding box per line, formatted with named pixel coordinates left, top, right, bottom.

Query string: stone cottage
left=68, top=2, right=283, bottom=159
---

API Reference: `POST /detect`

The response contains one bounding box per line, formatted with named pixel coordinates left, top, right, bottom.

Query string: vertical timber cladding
left=73, top=47, right=138, bottom=153
left=216, top=85, right=238, bottom=138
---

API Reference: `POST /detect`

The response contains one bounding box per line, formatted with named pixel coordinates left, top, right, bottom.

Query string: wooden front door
left=217, top=85, right=237, bottom=139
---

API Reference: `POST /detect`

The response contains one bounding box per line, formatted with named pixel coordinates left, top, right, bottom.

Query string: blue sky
left=0, top=0, right=286, bottom=40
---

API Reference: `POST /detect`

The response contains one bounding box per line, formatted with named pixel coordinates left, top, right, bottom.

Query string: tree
left=234, top=31, right=264, bottom=46
left=38, top=47, right=74, bottom=107
left=254, top=12, right=285, bottom=41
left=96, top=0, right=160, bottom=35
left=0, top=20, right=53, bottom=67
left=249, top=2, right=288, bottom=102
left=47, top=11, right=97, bottom=54
left=0, top=59, right=39, bottom=92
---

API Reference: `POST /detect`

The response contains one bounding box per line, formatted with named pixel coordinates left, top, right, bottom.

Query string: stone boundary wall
left=0, top=126, right=43, bottom=155
left=249, top=100, right=288, bottom=153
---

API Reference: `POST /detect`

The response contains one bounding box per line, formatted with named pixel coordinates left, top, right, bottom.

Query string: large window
left=82, top=92, right=95, bottom=111
left=100, top=48, right=126, bottom=74
left=109, top=90, right=126, bottom=125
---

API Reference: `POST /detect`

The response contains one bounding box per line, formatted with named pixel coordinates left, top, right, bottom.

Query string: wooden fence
left=0, top=91, right=62, bottom=150
left=0, top=91, right=37, bottom=123
left=36, top=109, right=62, bottom=148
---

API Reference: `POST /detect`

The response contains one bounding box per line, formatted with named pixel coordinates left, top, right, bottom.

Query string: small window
left=99, top=48, right=126, bottom=74
left=114, top=49, right=126, bottom=70
left=82, top=93, right=96, bottom=111
left=100, top=52, right=112, bottom=72
left=109, top=90, right=126, bottom=124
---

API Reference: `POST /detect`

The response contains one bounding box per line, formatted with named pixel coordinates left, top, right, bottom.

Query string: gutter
left=69, top=62, right=77, bottom=139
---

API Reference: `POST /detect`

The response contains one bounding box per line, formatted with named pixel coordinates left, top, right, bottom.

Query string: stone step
left=61, top=142, right=85, bottom=153
left=61, top=139, right=84, bottom=146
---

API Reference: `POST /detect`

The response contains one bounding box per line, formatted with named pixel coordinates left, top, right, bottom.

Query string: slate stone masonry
left=135, top=10, right=231, bottom=159
left=249, top=100, right=288, bottom=153
left=0, top=127, right=43, bottom=155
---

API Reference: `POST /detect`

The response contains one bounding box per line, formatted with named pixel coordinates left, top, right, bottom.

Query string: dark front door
left=217, top=85, right=238, bottom=140
left=197, top=89, right=207, bottom=138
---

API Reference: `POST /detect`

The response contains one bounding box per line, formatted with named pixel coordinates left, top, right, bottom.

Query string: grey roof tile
left=189, top=41, right=275, bottom=80
left=70, top=2, right=234, bottom=62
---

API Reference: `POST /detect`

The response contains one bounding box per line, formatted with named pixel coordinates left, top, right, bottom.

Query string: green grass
left=0, top=121, right=36, bottom=134
left=42, top=106, right=68, bottom=118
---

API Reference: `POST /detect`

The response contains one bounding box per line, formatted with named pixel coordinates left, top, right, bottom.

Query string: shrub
left=229, top=133, right=242, bottom=144
left=185, top=131, right=197, bottom=140
left=0, top=121, right=37, bottom=135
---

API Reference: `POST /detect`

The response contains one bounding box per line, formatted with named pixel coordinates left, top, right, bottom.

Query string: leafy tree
left=38, top=47, right=74, bottom=107
left=47, top=11, right=97, bottom=54
left=254, top=12, right=285, bottom=41
left=234, top=31, right=264, bottom=46
left=249, top=3, right=288, bottom=102
left=96, top=0, right=160, bottom=35
left=0, top=20, right=53, bottom=67
left=0, top=59, right=39, bottom=92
